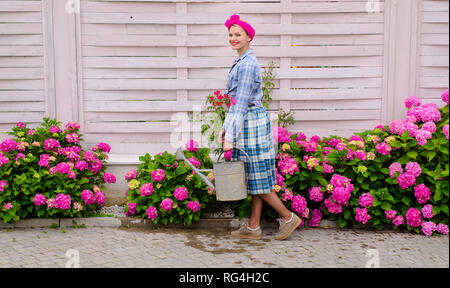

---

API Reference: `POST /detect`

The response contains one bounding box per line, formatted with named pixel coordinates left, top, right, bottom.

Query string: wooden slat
left=0, top=91, right=45, bottom=102
left=0, top=68, right=44, bottom=79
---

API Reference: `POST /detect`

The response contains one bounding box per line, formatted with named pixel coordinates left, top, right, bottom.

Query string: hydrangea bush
left=235, top=89, right=449, bottom=236
left=124, top=140, right=215, bottom=226
left=0, top=118, right=116, bottom=223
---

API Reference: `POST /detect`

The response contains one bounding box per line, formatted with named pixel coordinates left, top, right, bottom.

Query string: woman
left=218, top=14, right=301, bottom=240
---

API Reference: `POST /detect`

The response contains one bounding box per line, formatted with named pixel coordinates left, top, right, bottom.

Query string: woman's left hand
left=223, top=140, right=233, bottom=152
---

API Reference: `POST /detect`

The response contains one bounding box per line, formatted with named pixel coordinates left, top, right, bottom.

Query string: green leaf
left=337, top=218, right=347, bottom=229
left=406, top=151, right=418, bottom=159
left=343, top=209, right=351, bottom=220
left=440, top=205, right=449, bottom=216
left=381, top=201, right=392, bottom=211
left=427, top=151, right=436, bottom=161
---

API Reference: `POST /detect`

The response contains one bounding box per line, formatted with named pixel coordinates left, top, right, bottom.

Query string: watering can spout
left=175, top=147, right=215, bottom=191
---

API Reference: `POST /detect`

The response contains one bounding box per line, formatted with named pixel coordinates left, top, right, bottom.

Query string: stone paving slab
left=0, top=226, right=448, bottom=268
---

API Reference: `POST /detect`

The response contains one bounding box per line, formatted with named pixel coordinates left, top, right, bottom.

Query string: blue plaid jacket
left=222, top=48, right=263, bottom=142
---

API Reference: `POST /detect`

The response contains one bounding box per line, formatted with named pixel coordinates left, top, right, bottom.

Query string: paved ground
left=0, top=226, right=448, bottom=268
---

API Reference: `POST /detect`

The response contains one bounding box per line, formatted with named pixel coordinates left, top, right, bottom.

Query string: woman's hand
left=218, top=129, right=225, bottom=144
left=223, top=140, right=233, bottom=152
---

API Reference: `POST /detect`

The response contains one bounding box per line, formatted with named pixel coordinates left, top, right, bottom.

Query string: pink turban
left=225, top=14, right=255, bottom=41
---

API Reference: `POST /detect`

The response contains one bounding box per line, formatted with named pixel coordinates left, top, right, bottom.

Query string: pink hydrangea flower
left=441, top=89, right=449, bottom=105
left=66, top=133, right=80, bottom=144
left=389, top=119, right=404, bottom=135
left=325, top=196, right=342, bottom=214
left=355, top=150, right=367, bottom=161
left=56, top=162, right=71, bottom=174
left=422, top=121, right=436, bottom=133
left=443, top=125, right=449, bottom=140
left=405, top=162, right=421, bottom=178
left=0, top=180, right=7, bottom=192
left=385, top=210, right=397, bottom=220
left=3, top=202, right=13, bottom=210
left=65, top=121, right=80, bottom=130
left=278, top=155, right=299, bottom=176
left=43, top=138, right=60, bottom=151
left=393, top=215, right=405, bottom=227
left=355, top=207, right=371, bottom=224
left=389, top=162, right=403, bottom=178
left=46, top=198, right=56, bottom=208
left=49, top=126, right=61, bottom=133
left=187, top=200, right=201, bottom=212
left=405, top=95, right=421, bottom=109
left=54, top=193, right=71, bottom=210
left=436, top=223, right=449, bottom=235
left=309, top=209, right=322, bottom=227
left=397, top=172, right=416, bottom=189
left=1, top=139, right=17, bottom=153
left=160, top=198, right=173, bottom=211
left=146, top=205, right=158, bottom=220
left=173, top=186, right=189, bottom=201
left=75, top=161, right=88, bottom=171
left=103, top=172, right=116, bottom=184
left=274, top=126, right=293, bottom=143
left=16, top=122, right=25, bottom=128
left=332, top=187, right=350, bottom=205
left=323, top=163, right=334, bottom=174
left=81, top=190, right=95, bottom=205
left=421, top=204, right=434, bottom=219
left=400, top=122, right=419, bottom=137
left=406, top=208, right=422, bottom=228
left=291, top=195, right=307, bottom=215
left=359, top=192, right=374, bottom=207
left=95, top=191, right=106, bottom=206
left=375, top=142, right=392, bottom=155
left=224, top=150, right=232, bottom=161
left=67, top=171, right=76, bottom=179
left=139, top=183, right=154, bottom=196
left=421, top=221, right=436, bottom=237
left=151, top=169, right=166, bottom=182
left=126, top=202, right=137, bottom=216
left=185, top=140, right=199, bottom=152
left=0, top=153, right=9, bottom=167
left=308, top=187, right=324, bottom=202
left=92, top=142, right=111, bottom=153
left=125, top=170, right=137, bottom=180
left=415, top=129, right=432, bottom=146
left=73, top=202, right=83, bottom=212
left=33, top=194, right=47, bottom=206
left=414, top=184, right=431, bottom=204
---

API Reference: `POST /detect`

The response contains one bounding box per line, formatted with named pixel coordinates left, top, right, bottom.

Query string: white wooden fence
left=0, top=0, right=448, bottom=156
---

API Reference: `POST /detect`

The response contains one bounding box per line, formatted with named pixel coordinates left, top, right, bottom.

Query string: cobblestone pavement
left=0, top=226, right=448, bottom=268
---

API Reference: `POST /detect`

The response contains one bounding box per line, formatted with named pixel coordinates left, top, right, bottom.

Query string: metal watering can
left=175, top=147, right=251, bottom=201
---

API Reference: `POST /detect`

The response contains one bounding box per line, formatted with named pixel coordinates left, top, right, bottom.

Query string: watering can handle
left=216, top=148, right=252, bottom=188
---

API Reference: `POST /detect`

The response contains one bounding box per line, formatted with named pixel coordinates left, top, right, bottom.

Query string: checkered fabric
left=231, top=106, right=277, bottom=195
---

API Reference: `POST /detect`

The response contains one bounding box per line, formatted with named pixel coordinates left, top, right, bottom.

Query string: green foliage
left=0, top=118, right=112, bottom=223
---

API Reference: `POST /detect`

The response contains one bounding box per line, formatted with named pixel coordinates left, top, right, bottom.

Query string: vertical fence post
left=42, top=0, right=55, bottom=119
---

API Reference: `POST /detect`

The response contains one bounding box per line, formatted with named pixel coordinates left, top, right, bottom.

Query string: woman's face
left=228, top=25, right=250, bottom=51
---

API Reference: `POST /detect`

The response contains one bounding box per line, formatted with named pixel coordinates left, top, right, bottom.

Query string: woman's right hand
left=218, top=129, right=225, bottom=144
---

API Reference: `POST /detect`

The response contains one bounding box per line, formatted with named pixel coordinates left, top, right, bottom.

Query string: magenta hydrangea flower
left=0, top=180, right=7, bottom=192
left=443, top=125, right=449, bottom=140
left=405, top=95, right=422, bottom=109
left=160, top=198, right=173, bottom=211
left=67, top=171, right=76, bottom=179
left=185, top=139, right=199, bottom=152
left=92, top=142, right=111, bottom=153
left=278, top=154, right=299, bottom=176
left=415, top=129, right=432, bottom=146
left=400, top=122, right=419, bottom=137
left=323, top=163, right=334, bottom=174
left=56, top=162, right=71, bottom=174
left=16, top=122, right=25, bottom=128
left=75, top=160, right=88, bottom=171
left=173, top=186, right=189, bottom=201
left=393, top=215, right=405, bottom=227
left=389, top=162, right=403, bottom=178
left=397, top=172, right=416, bottom=189
left=65, top=121, right=81, bottom=130
left=3, top=202, right=13, bottom=210
left=291, top=195, right=307, bottom=215
left=146, top=205, right=158, bottom=221
left=325, top=196, right=342, bottom=214
left=422, top=121, right=436, bottom=133
left=421, top=221, right=436, bottom=237
left=1, top=139, right=17, bottom=153
left=54, top=193, right=71, bottom=210
left=81, top=190, right=95, bottom=205
left=43, top=138, right=61, bottom=151
left=421, top=204, right=434, bottom=219
left=406, top=208, right=422, bottom=228
left=355, top=207, right=371, bottom=224
left=375, top=142, right=392, bottom=155
left=274, top=126, right=293, bottom=143
left=103, top=172, right=116, bottom=184
left=414, top=184, right=431, bottom=204
left=308, top=209, right=322, bottom=227
left=187, top=200, right=201, bottom=212
left=33, top=194, right=47, bottom=206
left=436, top=224, right=449, bottom=235
left=151, top=169, right=166, bottom=182
left=385, top=210, right=397, bottom=220
left=332, top=186, right=350, bottom=205
left=49, top=126, right=61, bottom=133
left=405, top=162, right=421, bottom=178
left=139, top=183, right=154, bottom=196
left=308, top=187, right=324, bottom=202
left=389, top=119, right=404, bottom=135
left=440, top=89, right=449, bottom=105
left=66, top=133, right=79, bottom=144
left=330, top=174, right=351, bottom=188
left=359, top=192, right=374, bottom=207
left=355, top=150, right=367, bottom=161
left=126, top=202, right=137, bottom=216
left=0, top=153, right=9, bottom=167
left=125, top=170, right=137, bottom=180
left=38, top=154, right=50, bottom=168
left=95, top=191, right=106, bottom=206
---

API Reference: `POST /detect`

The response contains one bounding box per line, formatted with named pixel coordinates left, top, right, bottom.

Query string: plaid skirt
left=231, top=106, right=277, bottom=195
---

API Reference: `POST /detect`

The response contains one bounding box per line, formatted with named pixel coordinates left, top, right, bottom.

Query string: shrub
left=0, top=118, right=115, bottom=223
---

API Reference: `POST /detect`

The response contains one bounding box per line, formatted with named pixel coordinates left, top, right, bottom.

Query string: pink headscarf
left=224, top=14, right=255, bottom=41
